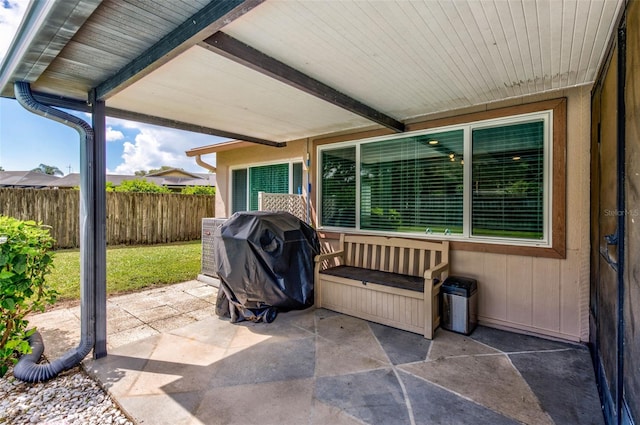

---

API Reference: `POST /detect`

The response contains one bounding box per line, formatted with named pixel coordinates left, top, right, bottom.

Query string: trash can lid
left=441, top=276, right=477, bottom=297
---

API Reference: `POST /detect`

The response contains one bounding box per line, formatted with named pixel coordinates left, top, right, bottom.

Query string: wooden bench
left=314, top=234, right=449, bottom=339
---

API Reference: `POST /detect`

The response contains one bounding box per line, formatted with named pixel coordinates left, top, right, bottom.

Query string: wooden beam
left=200, top=32, right=405, bottom=133
left=105, top=108, right=286, bottom=148
left=94, top=0, right=264, bottom=100
left=27, top=90, right=285, bottom=147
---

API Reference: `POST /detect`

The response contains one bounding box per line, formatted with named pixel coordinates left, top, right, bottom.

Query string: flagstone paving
left=29, top=280, right=604, bottom=425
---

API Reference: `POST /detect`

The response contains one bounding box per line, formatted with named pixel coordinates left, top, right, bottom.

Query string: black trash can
left=440, top=276, right=478, bottom=335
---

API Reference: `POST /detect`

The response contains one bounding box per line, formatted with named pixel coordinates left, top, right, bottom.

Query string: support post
left=90, top=90, right=107, bottom=359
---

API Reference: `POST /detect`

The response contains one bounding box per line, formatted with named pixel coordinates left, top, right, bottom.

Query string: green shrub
left=0, top=217, right=57, bottom=378
left=114, top=179, right=171, bottom=193
left=180, top=185, right=216, bottom=195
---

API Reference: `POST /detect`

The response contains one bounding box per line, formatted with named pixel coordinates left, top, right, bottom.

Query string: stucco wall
left=215, top=86, right=591, bottom=342
left=215, top=140, right=310, bottom=219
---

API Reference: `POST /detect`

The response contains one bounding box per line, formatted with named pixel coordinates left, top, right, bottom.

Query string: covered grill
left=214, top=211, right=320, bottom=323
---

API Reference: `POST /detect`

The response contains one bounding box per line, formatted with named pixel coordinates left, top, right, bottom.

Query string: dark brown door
left=590, top=4, right=639, bottom=423
left=623, top=1, right=640, bottom=422
left=591, top=43, right=621, bottom=422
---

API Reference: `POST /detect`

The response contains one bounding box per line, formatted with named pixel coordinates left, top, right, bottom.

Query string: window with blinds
left=360, top=130, right=463, bottom=234
left=249, top=163, right=289, bottom=210
left=321, top=147, right=356, bottom=228
left=231, top=162, right=302, bottom=214
left=472, top=121, right=544, bottom=239
left=318, top=110, right=552, bottom=246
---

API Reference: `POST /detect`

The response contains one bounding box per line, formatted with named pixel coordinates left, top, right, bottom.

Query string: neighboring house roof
left=49, top=173, right=128, bottom=188
left=145, top=168, right=203, bottom=179
left=0, top=171, right=61, bottom=188
left=47, top=173, right=216, bottom=189
left=149, top=174, right=216, bottom=189
left=0, top=1, right=624, bottom=148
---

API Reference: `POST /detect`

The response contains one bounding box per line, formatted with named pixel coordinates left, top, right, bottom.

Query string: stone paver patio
left=28, top=279, right=604, bottom=425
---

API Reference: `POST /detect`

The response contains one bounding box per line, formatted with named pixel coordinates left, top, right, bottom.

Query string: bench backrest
left=340, top=234, right=449, bottom=277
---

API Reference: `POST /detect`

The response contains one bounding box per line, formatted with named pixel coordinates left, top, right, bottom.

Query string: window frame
left=469, top=115, right=550, bottom=243
left=229, top=159, right=305, bottom=215
left=316, top=98, right=566, bottom=259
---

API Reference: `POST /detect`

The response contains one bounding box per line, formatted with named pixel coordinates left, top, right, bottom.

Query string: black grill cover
left=214, top=211, right=319, bottom=322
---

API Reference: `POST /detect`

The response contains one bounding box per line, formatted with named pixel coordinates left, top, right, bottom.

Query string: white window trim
left=317, top=110, right=554, bottom=248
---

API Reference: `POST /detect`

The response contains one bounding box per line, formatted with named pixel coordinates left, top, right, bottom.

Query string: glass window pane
left=293, top=162, right=303, bottom=195
left=360, top=130, right=464, bottom=234
left=231, top=168, right=247, bottom=213
left=321, top=147, right=356, bottom=228
left=249, top=163, right=289, bottom=210
left=472, top=121, right=544, bottom=239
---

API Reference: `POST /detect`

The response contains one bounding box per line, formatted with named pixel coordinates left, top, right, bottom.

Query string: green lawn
left=47, top=241, right=201, bottom=300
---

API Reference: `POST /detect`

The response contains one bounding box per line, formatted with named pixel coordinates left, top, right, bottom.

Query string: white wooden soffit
left=1, top=0, right=626, bottom=146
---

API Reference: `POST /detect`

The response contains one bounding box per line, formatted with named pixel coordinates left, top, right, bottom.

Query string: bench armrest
left=314, top=250, right=345, bottom=308
left=424, top=261, right=449, bottom=282
left=423, top=261, right=449, bottom=340
left=314, top=250, right=344, bottom=263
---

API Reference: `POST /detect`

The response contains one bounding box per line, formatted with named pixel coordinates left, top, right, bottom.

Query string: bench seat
left=320, top=265, right=424, bottom=292
left=314, top=234, right=449, bottom=339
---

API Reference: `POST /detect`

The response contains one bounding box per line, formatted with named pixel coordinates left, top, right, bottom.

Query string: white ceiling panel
left=1, top=0, right=625, bottom=142
left=221, top=0, right=622, bottom=119
left=107, top=46, right=373, bottom=142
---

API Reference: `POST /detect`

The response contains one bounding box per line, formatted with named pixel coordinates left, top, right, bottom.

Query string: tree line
left=104, top=179, right=215, bottom=195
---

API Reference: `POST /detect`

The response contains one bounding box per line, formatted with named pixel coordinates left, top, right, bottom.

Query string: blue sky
left=0, top=0, right=223, bottom=175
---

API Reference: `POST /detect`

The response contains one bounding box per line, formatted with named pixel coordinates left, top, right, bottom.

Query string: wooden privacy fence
left=0, top=188, right=215, bottom=248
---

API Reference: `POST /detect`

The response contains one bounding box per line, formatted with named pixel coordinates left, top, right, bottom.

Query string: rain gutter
left=12, top=81, right=105, bottom=382
left=195, top=155, right=216, bottom=173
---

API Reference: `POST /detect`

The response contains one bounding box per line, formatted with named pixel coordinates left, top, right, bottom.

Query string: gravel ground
left=0, top=365, right=133, bottom=425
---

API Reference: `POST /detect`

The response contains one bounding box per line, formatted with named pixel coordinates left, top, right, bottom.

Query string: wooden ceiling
left=0, top=0, right=624, bottom=145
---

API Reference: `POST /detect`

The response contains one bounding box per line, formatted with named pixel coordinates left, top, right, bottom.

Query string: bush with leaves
left=114, top=178, right=171, bottom=193
left=0, top=216, right=57, bottom=378
left=180, top=185, right=216, bottom=195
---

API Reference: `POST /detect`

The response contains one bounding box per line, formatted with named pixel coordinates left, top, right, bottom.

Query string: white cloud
left=106, top=126, right=124, bottom=142
left=0, top=1, right=224, bottom=177
left=108, top=123, right=222, bottom=175
left=0, top=0, right=27, bottom=62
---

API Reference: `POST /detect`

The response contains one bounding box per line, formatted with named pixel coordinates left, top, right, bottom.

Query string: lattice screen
left=258, top=192, right=308, bottom=223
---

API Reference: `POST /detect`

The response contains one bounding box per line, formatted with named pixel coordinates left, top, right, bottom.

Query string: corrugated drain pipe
left=12, top=81, right=97, bottom=382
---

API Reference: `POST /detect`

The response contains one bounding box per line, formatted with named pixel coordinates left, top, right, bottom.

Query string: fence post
left=258, top=191, right=264, bottom=211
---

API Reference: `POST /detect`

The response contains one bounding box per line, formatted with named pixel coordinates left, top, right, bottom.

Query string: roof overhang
left=0, top=0, right=625, bottom=147
left=186, top=140, right=257, bottom=156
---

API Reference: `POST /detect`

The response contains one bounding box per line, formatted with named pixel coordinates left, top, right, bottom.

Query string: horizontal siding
left=451, top=248, right=585, bottom=342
